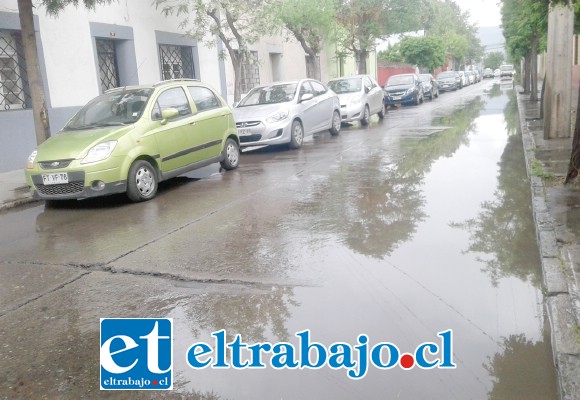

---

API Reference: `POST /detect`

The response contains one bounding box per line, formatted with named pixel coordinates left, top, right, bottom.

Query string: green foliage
left=377, top=43, right=404, bottom=63
left=398, top=36, right=445, bottom=71
left=267, top=0, right=337, bottom=56
left=42, top=0, right=115, bottom=15
left=484, top=51, right=505, bottom=70
left=335, top=0, right=425, bottom=72
left=419, top=0, right=483, bottom=67
left=500, top=0, right=548, bottom=63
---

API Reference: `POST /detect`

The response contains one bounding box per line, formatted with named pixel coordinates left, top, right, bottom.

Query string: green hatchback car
left=25, top=79, right=240, bottom=202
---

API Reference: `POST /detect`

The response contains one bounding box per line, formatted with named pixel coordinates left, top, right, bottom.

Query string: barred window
left=96, top=39, right=120, bottom=92
left=0, top=30, right=30, bottom=111
left=159, top=44, right=195, bottom=80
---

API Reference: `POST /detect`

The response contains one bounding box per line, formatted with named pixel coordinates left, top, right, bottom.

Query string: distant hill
left=478, top=26, right=505, bottom=54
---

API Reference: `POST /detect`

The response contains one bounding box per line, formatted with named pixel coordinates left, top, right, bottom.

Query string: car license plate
left=392, top=95, right=402, bottom=100
left=42, top=173, right=69, bottom=185
left=238, top=128, right=252, bottom=135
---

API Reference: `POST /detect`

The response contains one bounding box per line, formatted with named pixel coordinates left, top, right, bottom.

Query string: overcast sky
left=453, top=0, right=502, bottom=27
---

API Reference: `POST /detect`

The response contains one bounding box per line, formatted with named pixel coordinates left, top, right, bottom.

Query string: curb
left=0, top=186, right=36, bottom=212
left=515, top=88, right=580, bottom=400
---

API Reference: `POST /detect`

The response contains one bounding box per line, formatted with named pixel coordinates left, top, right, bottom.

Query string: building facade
left=0, top=1, right=346, bottom=172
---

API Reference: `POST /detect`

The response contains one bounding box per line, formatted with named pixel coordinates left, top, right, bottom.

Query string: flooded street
left=0, top=81, right=558, bottom=399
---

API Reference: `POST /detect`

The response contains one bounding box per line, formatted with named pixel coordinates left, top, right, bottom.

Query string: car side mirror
left=300, top=93, right=314, bottom=103
left=160, top=108, right=179, bottom=125
left=364, top=86, right=370, bottom=94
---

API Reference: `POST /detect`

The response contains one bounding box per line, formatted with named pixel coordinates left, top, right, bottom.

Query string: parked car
left=25, top=79, right=240, bottom=202
left=383, top=74, right=424, bottom=107
left=457, top=71, right=468, bottom=88
left=483, top=68, right=494, bottom=78
left=327, top=74, right=385, bottom=125
left=233, top=79, right=341, bottom=149
left=494, top=68, right=501, bottom=77
left=500, top=64, right=515, bottom=78
left=474, top=70, right=482, bottom=82
left=436, top=71, right=461, bottom=91
left=466, top=71, right=475, bottom=85
left=418, top=73, right=439, bottom=100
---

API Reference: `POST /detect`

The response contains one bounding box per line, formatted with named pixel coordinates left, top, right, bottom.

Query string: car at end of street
left=25, top=79, right=240, bottom=203
left=483, top=68, right=494, bottom=79
left=233, top=79, right=341, bottom=150
left=383, top=73, right=424, bottom=107
left=327, top=75, right=385, bottom=125
left=418, top=73, right=439, bottom=100
left=500, top=64, right=515, bottom=79
left=436, top=71, right=460, bottom=92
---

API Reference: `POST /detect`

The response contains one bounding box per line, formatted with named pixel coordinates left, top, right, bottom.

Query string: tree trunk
left=357, top=49, right=368, bottom=74
left=232, top=53, right=243, bottom=103
left=523, top=53, right=531, bottom=94
left=17, top=0, right=50, bottom=144
left=530, top=37, right=539, bottom=102
left=305, top=55, right=320, bottom=80
left=565, top=81, right=580, bottom=183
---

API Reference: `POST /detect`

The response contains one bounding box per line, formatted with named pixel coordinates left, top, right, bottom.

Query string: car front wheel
left=220, top=138, right=239, bottom=170
left=289, top=120, right=304, bottom=149
left=127, top=160, right=158, bottom=202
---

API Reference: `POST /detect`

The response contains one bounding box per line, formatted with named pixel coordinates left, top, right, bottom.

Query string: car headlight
left=349, top=95, right=363, bottom=106
left=81, top=141, right=117, bottom=164
left=26, top=150, right=37, bottom=169
left=405, top=87, right=416, bottom=96
left=266, top=110, right=289, bottom=123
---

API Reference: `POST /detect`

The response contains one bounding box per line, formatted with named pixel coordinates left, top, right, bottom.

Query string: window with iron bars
left=96, top=39, right=120, bottom=92
left=159, top=44, right=195, bottom=80
left=0, top=30, right=30, bottom=111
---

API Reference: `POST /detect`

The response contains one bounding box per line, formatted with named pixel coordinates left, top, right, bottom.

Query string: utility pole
left=543, top=1, right=573, bottom=139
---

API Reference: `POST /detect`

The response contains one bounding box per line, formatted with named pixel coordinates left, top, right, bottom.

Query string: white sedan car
left=327, top=75, right=385, bottom=125
left=233, top=79, right=341, bottom=149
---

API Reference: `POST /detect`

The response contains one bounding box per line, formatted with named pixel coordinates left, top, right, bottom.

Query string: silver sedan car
left=233, top=79, right=341, bottom=149
left=327, top=75, right=385, bottom=125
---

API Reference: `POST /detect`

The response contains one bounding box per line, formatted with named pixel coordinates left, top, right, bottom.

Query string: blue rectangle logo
left=100, top=318, right=173, bottom=390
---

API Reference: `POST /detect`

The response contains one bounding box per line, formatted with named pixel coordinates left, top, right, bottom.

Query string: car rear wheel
left=360, top=105, right=370, bottom=126
left=127, top=160, right=158, bottom=202
left=329, top=110, right=341, bottom=136
left=220, top=138, right=239, bottom=170
left=378, top=103, right=386, bottom=119
left=289, top=120, right=304, bottom=149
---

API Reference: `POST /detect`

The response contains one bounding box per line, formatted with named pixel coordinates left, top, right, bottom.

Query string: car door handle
left=189, top=121, right=196, bottom=126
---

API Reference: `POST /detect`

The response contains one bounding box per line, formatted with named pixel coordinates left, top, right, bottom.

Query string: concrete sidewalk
left=516, top=88, right=580, bottom=399
left=0, top=169, right=34, bottom=211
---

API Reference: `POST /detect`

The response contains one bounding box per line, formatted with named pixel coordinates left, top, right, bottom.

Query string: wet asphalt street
left=0, top=79, right=559, bottom=399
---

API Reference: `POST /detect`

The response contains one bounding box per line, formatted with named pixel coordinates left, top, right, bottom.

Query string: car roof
left=329, top=75, right=367, bottom=81
left=104, top=79, right=206, bottom=94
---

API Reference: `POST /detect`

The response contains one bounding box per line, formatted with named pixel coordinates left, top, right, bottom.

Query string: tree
left=420, top=0, right=483, bottom=69
left=16, top=0, right=113, bottom=145
left=500, top=0, right=548, bottom=100
left=399, top=36, right=445, bottom=72
left=336, top=0, right=424, bottom=74
left=377, top=42, right=404, bottom=63
left=155, top=0, right=272, bottom=102
left=267, top=0, right=337, bottom=80
left=483, top=51, right=504, bottom=70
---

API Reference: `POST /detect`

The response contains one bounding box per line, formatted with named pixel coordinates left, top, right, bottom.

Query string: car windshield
left=500, top=65, right=513, bottom=71
left=437, top=72, right=456, bottom=79
left=328, top=78, right=362, bottom=94
left=419, top=75, right=431, bottom=82
left=238, top=83, right=298, bottom=106
left=387, top=75, right=413, bottom=86
left=65, top=88, right=153, bottom=130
